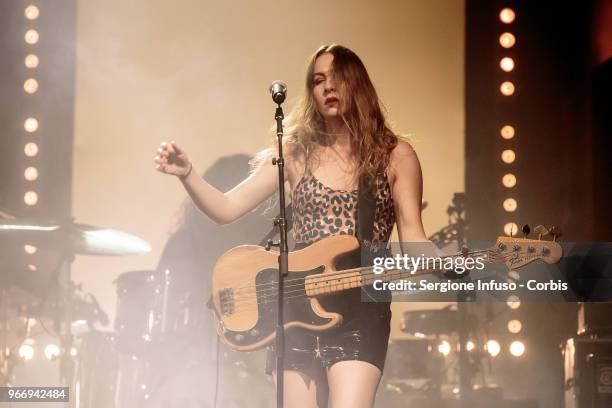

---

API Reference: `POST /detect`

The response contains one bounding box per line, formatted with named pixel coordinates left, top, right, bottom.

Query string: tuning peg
left=522, top=224, right=531, bottom=237
left=548, top=226, right=562, bottom=242
left=265, top=239, right=279, bottom=251
left=533, top=225, right=549, bottom=240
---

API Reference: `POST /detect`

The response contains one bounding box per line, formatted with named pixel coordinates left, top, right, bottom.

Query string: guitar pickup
left=219, top=288, right=235, bottom=316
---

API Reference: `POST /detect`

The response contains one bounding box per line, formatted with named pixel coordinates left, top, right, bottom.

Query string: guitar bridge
left=219, top=288, right=235, bottom=316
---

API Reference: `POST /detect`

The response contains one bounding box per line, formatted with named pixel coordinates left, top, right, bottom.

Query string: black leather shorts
left=265, top=289, right=391, bottom=375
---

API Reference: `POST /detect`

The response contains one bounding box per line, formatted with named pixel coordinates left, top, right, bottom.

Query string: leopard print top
left=291, top=172, right=395, bottom=244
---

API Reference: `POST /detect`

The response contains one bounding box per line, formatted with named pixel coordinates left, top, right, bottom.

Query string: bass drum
left=73, top=331, right=118, bottom=408
left=114, top=269, right=207, bottom=354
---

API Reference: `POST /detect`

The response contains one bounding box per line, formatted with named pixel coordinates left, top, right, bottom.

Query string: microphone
left=269, top=80, right=287, bottom=104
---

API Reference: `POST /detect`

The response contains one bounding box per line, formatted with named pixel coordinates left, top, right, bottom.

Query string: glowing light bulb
left=501, top=125, right=515, bottom=140
left=504, top=222, right=518, bottom=236
left=25, top=54, right=39, bottom=69
left=499, top=8, right=516, bottom=24
left=24, top=5, right=40, bottom=20
left=24, top=117, right=39, bottom=132
left=25, top=29, right=39, bottom=45
left=24, top=191, right=38, bottom=206
left=499, top=32, right=516, bottom=48
left=500, top=57, right=515, bottom=72
left=500, top=81, right=515, bottom=96
left=506, top=295, right=521, bottom=309
left=19, top=344, right=35, bottom=360
left=503, top=198, right=517, bottom=212
left=486, top=340, right=501, bottom=357
left=507, top=319, right=522, bottom=334
left=438, top=340, right=451, bottom=356
left=24, top=78, right=39, bottom=94
left=24, top=166, right=39, bottom=181
left=509, top=340, right=525, bottom=357
left=501, top=149, right=516, bottom=164
left=24, top=142, right=39, bottom=157
left=502, top=173, right=516, bottom=188
left=24, top=244, right=37, bottom=254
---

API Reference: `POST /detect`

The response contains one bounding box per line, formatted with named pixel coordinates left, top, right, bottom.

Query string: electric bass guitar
left=210, top=234, right=562, bottom=351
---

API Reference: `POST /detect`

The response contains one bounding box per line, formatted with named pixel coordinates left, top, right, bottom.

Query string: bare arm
left=155, top=141, right=279, bottom=224
left=389, top=141, right=441, bottom=257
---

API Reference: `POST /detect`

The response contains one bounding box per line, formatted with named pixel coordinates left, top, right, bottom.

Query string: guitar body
left=211, top=235, right=360, bottom=351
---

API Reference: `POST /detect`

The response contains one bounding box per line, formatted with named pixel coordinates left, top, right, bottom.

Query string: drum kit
left=0, top=218, right=251, bottom=408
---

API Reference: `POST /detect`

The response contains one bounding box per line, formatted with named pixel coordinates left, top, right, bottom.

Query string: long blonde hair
left=253, top=44, right=399, bottom=186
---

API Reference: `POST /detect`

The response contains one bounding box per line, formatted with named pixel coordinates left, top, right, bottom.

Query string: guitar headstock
left=490, top=236, right=563, bottom=269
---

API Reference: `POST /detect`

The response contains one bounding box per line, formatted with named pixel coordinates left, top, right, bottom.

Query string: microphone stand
left=269, top=103, right=288, bottom=408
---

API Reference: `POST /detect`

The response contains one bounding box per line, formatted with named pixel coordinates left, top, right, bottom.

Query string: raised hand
left=155, top=141, right=192, bottom=178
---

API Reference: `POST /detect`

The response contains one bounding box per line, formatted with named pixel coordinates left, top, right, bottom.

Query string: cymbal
left=0, top=219, right=152, bottom=256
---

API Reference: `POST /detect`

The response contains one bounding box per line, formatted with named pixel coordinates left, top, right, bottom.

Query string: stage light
left=24, top=5, right=40, bottom=20
left=499, top=8, right=516, bottom=24
left=24, top=117, right=39, bottom=132
left=438, top=340, right=451, bottom=356
left=499, top=32, right=516, bottom=48
left=19, top=343, right=35, bottom=360
left=500, top=81, right=515, bottom=96
left=504, top=222, right=518, bottom=236
left=503, top=198, right=517, bottom=212
left=500, top=57, right=515, bottom=72
left=70, top=347, right=78, bottom=357
left=27, top=264, right=38, bottom=271
left=508, top=319, right=522, bottom=334
left=25, top=29, right=39, bottom=45
left=25, top=54, right=39, bottom=69
left=501, top=125, right=515, bottom=139
left=501, top=149, right=516, bottom=164
left=466, top=341, right=475, bottom=351
left=24, top=142, right=39, bottom=157
left=502, top=173, right=516, bottom=188
left=24, top=191, right=39, bottom=206
left=24, top=166, right=39, bottom=181
left=44, top=344, right=60, bottom=360
left=24, top=244, right=37, bottom=254
left=506, top=295, right=521, bottom=309
left=24, top=78, right=39, bottom=94
left=486, top=340, right=501, bottom=357
left=509, top=340, right=525, bottom=357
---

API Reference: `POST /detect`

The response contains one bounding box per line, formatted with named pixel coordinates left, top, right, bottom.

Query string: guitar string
left=228, top=252, right=526, bottom=315
left=224, top=250, right=535, bottom=312
left=227, top=249, right=528, bottom=303
left=227, top=248, right=494, bottom=296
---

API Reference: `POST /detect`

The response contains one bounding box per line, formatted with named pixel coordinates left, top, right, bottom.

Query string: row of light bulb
left=498, top=8, right=519, bottom=237
left=23, top=5, right=41, bottom=208
left=436, top=339, right=525, bottom=358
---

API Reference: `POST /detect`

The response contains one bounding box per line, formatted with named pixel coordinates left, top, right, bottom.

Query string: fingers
left=169, top=140, right=182, bottom=155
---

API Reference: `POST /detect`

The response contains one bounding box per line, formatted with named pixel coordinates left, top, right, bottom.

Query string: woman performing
left=155, top=44, right=431, bottom=408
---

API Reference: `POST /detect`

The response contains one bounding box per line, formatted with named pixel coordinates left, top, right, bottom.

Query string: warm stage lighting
left=499, top=8, right=516, bottom=24
left=24, top=244, right=37, bottom=254
left=24, top=142, right=39, bottom=157
left=18, top=343, right=35, bottom=360
left=24, top=78, right=39, bottom=94
left=438, top=340, right=451, bottom=356
left=27, top=264, right=38, bottom=271
left=509, top=340, right=525, bottom=357
left=466, top=341, right=475, bottom=351
left=24, top=29, right=40, bottom=45
left=501, top=149, right=516, bottom=164
left=503, top=198, right=517, bottom=212
left=486, top=340, right=501, bottom=357
left=502, top=173, right=516, bottom=188
left=500, top=57, right=515, bottom=72
left=499, top=32, right=516, bottom=48
left=24, top=117, right=39, bottom=132
left=500, top=81, right=515, bottom=96
left=504, top=222, right=518, bottom=236
left=24, top=5, right=40, bottom=20
left=24, top=166, right=39, bottom=181
left=25, top=54, right=39, bottom=69
left=501, top=125, right=515, bottom=139
left=508, top=319, right=522, bottom=334
left=24, top=191, right=39, bottom=206
left=44, top=344, right=60, bottom=360
left=506, top=295, right=521, bottom=309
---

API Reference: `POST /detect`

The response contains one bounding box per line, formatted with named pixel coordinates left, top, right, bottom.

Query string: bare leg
left=327, top=361, right=382, bottom=408
left=272, top=366, right=329, bottom=408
